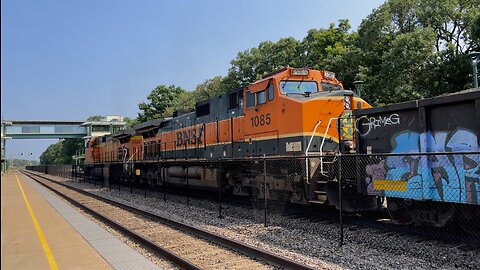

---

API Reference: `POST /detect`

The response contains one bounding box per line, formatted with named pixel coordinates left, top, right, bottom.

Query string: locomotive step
left=308, top=200, right=327, bottom=204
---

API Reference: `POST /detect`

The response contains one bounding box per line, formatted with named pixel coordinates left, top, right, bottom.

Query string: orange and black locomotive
left=85, top=67, right=374, bottom=208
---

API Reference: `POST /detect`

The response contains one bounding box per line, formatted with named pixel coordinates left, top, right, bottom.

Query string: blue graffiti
left=367, top=129, right=480, bottom=205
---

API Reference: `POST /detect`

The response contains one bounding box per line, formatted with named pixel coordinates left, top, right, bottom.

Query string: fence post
left=186, top=166, right=189, bottom=206
left=218, top=164, right=223, bottom=218
left=144, top=180, right=147, bottom=198
left=161, top=164, right=166, bottom=201
left=338, top=153, right=343, bottom=246
left=130, top=176, right=133, bottom=194
left=263, top=155, right=268, bottom=227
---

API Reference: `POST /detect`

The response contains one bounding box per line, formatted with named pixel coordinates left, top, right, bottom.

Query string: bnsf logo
left=176, top=127, right=204, bottom=146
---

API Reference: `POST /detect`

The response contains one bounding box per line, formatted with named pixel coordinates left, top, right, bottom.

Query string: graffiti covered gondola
left=354, top=89, right=480, bottom=229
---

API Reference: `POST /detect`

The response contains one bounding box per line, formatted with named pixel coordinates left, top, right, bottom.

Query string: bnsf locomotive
left=85, top=67, right=374, bottom=209
left=84, top=67, right=480, bottom=230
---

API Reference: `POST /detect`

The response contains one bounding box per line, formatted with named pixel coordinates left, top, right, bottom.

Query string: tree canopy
left=39, top=138, right=84, bottom=165
left=137, top=85, right=186, bottom=122
left=86, top=115, right=104, bottom=121
left=39, top=0, right=480, bottom=164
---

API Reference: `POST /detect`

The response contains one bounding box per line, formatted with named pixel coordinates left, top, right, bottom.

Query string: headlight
left=291, top=68, right=309, bottom=76
left=324, top=71, right=335, bottom=79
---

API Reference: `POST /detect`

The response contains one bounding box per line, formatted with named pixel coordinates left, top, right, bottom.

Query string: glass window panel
left=246, top=91, right=255, bottom=108
left=279, top=81, right=318, bottom=95
left=40, top=126, right=55, bottom=133
left=256, top=90, right=266, bottom=105
left=268, top=84, right=274, bottom=101
left=22, top=126, right=40, bottom=133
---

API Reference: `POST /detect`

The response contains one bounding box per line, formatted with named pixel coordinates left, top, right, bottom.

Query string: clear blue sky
left=2, top=0, right=385, bottom=160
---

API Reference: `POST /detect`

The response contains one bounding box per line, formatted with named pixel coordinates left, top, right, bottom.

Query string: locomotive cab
left=243, top=67, right=370, bottom=156
left=242, top=67, right=374, bottom=207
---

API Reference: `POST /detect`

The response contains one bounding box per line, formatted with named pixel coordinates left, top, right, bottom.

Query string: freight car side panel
left=355, top=91, right=480, bottom=205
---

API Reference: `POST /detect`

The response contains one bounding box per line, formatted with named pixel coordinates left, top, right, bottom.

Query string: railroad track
left=123, top=180, right=478, bottom=248
left=22, top=170, right=315, bottom=270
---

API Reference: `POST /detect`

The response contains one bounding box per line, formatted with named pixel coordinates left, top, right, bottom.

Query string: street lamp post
left=467, top=52, right=480, bottom=88
left=353, top=80, right=365, bottom=98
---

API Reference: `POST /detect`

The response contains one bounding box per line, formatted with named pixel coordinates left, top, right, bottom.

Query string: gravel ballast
left=47, top=175, right=480, bottom=270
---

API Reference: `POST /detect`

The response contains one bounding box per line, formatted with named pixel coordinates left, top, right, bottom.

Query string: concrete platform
left=1, top=171, right=161, bottom=270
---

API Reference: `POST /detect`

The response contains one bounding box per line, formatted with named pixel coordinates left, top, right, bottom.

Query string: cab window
left=256, top=90, right=266, bottom=105
left=279, top=80, right=318, bottom=95
left=321, top=82, right=342, bottom=91
left=246, top=91, right=255, bottom=108
left=267, top=84, right=274, bottom=101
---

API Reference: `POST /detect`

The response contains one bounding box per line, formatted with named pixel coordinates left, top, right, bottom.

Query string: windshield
left=279, top=81, right=318, bottom=95
left=321, top=82, right=342, bottom=91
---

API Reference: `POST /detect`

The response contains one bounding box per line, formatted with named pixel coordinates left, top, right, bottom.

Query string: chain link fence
left=25, top=151, right=480, bottom=246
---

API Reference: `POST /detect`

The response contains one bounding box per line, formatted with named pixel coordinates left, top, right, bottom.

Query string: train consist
left=84, top=67, right=480, bottom=230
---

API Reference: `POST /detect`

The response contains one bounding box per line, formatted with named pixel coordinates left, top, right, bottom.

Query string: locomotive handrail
left=305, top=120, right=321, bottom=184
left=320, top=117, right=337, bottom=176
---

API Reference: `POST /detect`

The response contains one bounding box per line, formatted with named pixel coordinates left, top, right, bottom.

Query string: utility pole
left=467, top=52, right=480, bottom=88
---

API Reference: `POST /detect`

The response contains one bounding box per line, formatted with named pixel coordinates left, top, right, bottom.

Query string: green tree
left=86, top=115, right=104, bottom=121
left=39, top=139, right=84, bottom=165
left=356, top=0, right=479, bottom=104
left=472, top=14, right=480, bottom=46
left=137, top=85, right=186, bottom=121
left=124, top=117, right=140, bottom=128
left=226, top=37, right=302, bottom=87
left=224, top=21, right=356, bottom=90
left=163, top=91, right=196, bottom=117
left=416, top=0, right=480, bottom=55
left=193, top=76, right=226, bottom=102
left=300, top=20, right=359, bottom=89
left=39, top=141, right=62, bottom=165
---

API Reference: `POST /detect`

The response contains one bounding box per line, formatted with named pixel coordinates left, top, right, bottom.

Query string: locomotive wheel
left=387, top=198, right=413, bottom=225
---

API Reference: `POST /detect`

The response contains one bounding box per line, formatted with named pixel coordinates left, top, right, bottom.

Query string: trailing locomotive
left=85, top=67, right=375, bottom=208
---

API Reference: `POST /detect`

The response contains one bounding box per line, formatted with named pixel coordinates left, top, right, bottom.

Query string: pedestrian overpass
left=2, top=119, right=127, bottom=139
left=2, top=120, right=87, bottom=139
left=1, top=118, right=127, bottom=172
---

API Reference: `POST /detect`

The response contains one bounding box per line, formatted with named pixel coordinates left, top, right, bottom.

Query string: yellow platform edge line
left=15, top=174, right=59, bottom=270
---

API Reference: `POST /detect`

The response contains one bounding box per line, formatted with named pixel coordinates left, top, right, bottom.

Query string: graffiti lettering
left=364, top=129, right=480, bottom=205
left=360, top=114, right=400, bottom=136
left=176, top=127, right=204, bottom=146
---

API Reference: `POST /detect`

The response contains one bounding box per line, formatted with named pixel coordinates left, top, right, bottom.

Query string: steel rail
left=22, top=170, right=316, bottom=270
left=21, top=170, right=200, bottom=270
